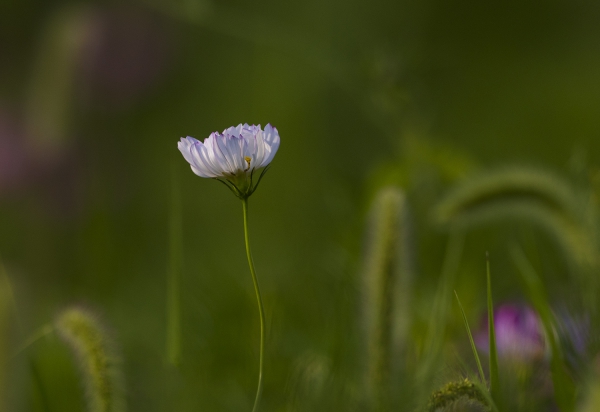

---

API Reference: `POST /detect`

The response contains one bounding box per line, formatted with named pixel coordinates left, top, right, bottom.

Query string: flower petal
left=225, top=134, right=244, bottom=172
left=215, top=133, right=239, bottom=173
left=178, top=137, right=198, bottom=165
left=191, top=142, right=220, bottom=177
left=178, top=123, right=279, bottom=181
left=253, top=129, right=266, bottom=167
left=204, top=134, right=233, bottom=174
left=259, top=123, right=280, bottom=167
left=190, top=164, right=212, bottom=178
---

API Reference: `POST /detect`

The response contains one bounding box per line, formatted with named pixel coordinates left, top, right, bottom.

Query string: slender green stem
left=30, top=359, right=52, bottom=412
left=11, top=324, right=54, bottom=360
left=167, top=164, right=182, bottom=366
left=242, top=198, right=266, bottom=412
left=1, top=262, right=52, bottom=412
left=486, top=254, right=499, bottom=399
left=454, top=291, right=486, bottom=386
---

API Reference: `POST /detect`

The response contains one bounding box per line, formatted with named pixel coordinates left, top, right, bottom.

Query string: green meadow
left=1, top=0, right=600, bottom=410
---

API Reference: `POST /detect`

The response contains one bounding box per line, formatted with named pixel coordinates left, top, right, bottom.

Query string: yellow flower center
left=244, top=156, right=251, bottom=171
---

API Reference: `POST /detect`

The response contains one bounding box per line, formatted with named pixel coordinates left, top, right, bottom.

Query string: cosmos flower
left=178, top=123, right=280, bottom=198
left=475, top=303, right=545, bottom=362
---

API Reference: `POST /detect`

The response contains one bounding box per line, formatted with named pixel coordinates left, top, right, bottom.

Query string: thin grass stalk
left=510, top=246, right=576, bottom=412
left=11, top=324, right=54, bottom=360
left=0, top=263, right=9, bottom=410
left=416, top=229, right=465, bottom=403
left=29, top=359, right=52, bottom=412
left=423, top=230, right=464, bottom=355
left=486, top=256, right=499, bottom=400
left=25, top=5, right=93, bottom=152
left=454, top=291, right=486, bottom=386
left=1, top=260, right=53, bottom=412
left=166, top=163, right=183, bottom=366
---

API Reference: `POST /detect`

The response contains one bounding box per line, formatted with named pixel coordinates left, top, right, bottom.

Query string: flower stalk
left=177, top=123, right=279, bottom=411
left=242, top=198, right=266, bottom=412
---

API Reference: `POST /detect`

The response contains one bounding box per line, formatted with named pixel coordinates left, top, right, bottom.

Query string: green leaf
left=454, top=291, right=486, bottom=386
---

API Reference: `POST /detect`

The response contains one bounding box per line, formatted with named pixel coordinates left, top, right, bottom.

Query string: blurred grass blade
left=416, top=229, right=464, bottom=401
left=0, top=261, right=18, bottom=326
left=1, top=261, right=52, bottom=411
left=454, top=291, right=486, bottom=386
left=30, top=359, right=52, bottom=412
left=26, top=6, right=93, bottom=154
left=0, top=262, right=10, bottom=409
left=510, top=245, right=575, bottom=412
left=433, top=166, right=598, bottom=310
left=486, top=254, right=499, bottom=399
left=167, top=163, right=183, bottom=366
left=434, top=166, right=582, bottom=225
left=288, top=352, right=334, bottom=411
left=10, top=324, right=54, bottom=360
left=471, top=378, right=499, bottom=412
left=580, top=378, right=600, bottom=412
left=422, top=230, right=465, bottom=356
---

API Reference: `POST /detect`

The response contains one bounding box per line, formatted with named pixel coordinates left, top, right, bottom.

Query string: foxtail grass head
left=360, top=186, right=413, bottom=408
left=55, top=307, right=125, bottom=412
left=288, top=353, right=334, bottom=411
left=177, top=123, right=280, bottom=199
left=428, top=378, right=490, bottom=412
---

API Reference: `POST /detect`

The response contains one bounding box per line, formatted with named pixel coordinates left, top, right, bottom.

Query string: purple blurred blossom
left=76, top=6, right=173, bottom=108
left=0, top=107, right=33, bottom=195
left=0, top=105, right=83, bottom=217
left=475, top=303, right=545, bottom=362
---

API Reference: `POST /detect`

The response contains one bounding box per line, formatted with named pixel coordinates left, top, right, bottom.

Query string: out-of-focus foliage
left=2, top=0, right=600, bottom=410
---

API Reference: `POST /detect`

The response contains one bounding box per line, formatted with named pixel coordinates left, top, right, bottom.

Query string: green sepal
left=248, top=165, right=271, bottom=197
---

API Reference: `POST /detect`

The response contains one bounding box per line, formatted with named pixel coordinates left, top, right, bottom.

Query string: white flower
left=178, top=123, right=280, bottom=198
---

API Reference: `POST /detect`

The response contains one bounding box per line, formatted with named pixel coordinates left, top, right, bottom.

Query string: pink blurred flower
left=0, top=108, right=32, bottom=195
left=77, top=6, right=173, bottom=108
left=475, top=303, right=545, bottom=362
left=0, top=105, right=83, bottom=217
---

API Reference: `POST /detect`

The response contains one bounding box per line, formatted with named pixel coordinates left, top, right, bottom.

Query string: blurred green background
left=1, top=0, right=600, bottom=410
